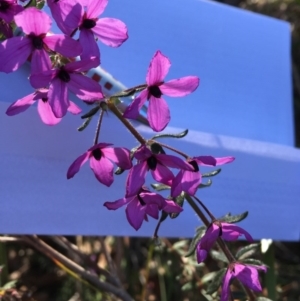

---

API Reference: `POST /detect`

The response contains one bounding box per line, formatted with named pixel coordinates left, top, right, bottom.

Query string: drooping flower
left=48, top=0, right=128, bottom=61
left=104, top=187, right=183, bottom=230
left=221, top=262, right=267, bottom=301
left=123, top=50, right=199, bottom=132
left=171, top=156, right=235, bottom=197
left=6, top=89, right=81, bottom=125
left=126, top=144, right=193, bottom=197
left=67, top=143, right=132, bottom=187
left=196, top=221, right=253, bottom=263
left=0, top=0, right=23, bottom=23
left=0, top=7, right=82, bottom=74
left=30, top=58, right=103, bottom=118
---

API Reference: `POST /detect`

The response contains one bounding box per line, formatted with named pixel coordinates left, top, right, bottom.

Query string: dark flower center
left=147, top=156, right=157, bottom=170
left=148, top=85, right=162, bottom=98
left=92, top=148, right=102, bottom=160
left=150, top=143, right=165, bottom=154
left=82, top=18, right=96, bottom=29
left=31, top=35, right=44, bottom=50
left=41, top=97, right=48, bottom=103
left=58, top=68, right=71, bottom=82
left=137, top=194, right=146, bottom=206
left=189, top=160, right=199, bottom=172
left=0, top=1, right=9, bottom=12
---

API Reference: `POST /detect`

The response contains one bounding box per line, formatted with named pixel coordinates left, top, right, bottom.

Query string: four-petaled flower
left=67, top=143, right=132, bottom=187
left=6, top=89, right=81, bottom=125
left=221, top=262, right=267, bottom=301
left=48, top=0, right=128, bottom=61
left=104, top=187, right=183, bottom=230
left=171, top=156, right=235, bottom=197
left=196, top=221, right=253, bottom=263
left=0, top=7, right=82, bottom=74
left=126, top=144, right=193, bottom=197
left=123, top=50, right=199, bottom=132
left=30, top=58, right=103, bottom=118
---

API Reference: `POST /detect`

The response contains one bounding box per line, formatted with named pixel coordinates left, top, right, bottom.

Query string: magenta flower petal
left=195, top=156, right=235, bottom=166
left=126, top=198, right=146, bottom=230
left=104, top=196, right=132, bottom=210
left=145, top=204, right=159, bottom=219
left=66, top=57, right=100, bottom=72
left=44, top=35, right=83, bottom=57
left=147, top=95, right=170, bottom=132
left=162, top=200, right=183, bottom=213
left=48, top=78, right=69, bottom=118
left=0, top=0, right=23, bottom=23
left=30, top=69, right=57, bottom=89
left=134, top=145, right=152, bottom=161
left=89, top=156, right=114, bottom=186
left=67, top=151, right=90, bottom=179
left=181, top=170, right=201, bottom=195
left=68, top=73, right=103, bottom=101
left=160, top=76, right=199, bottom=97
left=31, top=49, right=52, bottom=74
left=234, top=265, right=263, bottom=292
left=220, top=268, right=232, bottom=301
left=47, top=0, right=82, bottom=35
left=6, top=92, right=35, bottom=115
left=79, top=29, right=100, bottom=61
left=37, top=99, right=61, bottom=125
left=221, top=223, right=254, bottom=242
left=126, top=162, right=148, bottom=197
left=141, top=192, right=164, bottom=208
left=67, top=101, right=82, bottom=114
left=123, top=90, right=148, bottom=120
left=101, top=147, right=132, bottom=170
left=146, top=50, right=171, bottom=85
left=156, top=154, right=192, bottom=170
left=170, top=170, right=183, bottom=197
left=86, top=0, right=107, bottom=18
left=0, top=37, right=32, bottom=73
left=151, top=163, right=174, bottom=186
left=14, top=8, right=51, bottom=35
left=93, top=18, right=128, bottom=47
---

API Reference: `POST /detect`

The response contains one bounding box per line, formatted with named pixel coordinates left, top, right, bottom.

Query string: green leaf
left=2, top=280, right=17, bottom=289
left=185, top=225, right=206, bottom=257
left=81, top=106, right=100, bottom=119
left=181, top=282, right=193, bottom=291
left=77, top=116, right=92, bottom=131
left=202, top=168, right=221, bottom=178
left=24, top=0, right=36, bottom=8
left=198, top=179, right=212, bottom=188
left=114, top=167, right=124, bottom=175
left=242, top=258, right=266, bottom=267
left=173, top=240, right=188, bottom=251
left=151, top=183, right=170, bottom=191
left=219, top=211, right=248, bottom=224
left=236, top=243, right=260, bottom=260
left=36, top=0, right=45, bottom=9
left=256, top=297, right=273, bottom=301
left=151, top=129, right=189, bottom=140
left=210, top=250, right=228, bottom=263
left=206, top=268, right=226, bottom=294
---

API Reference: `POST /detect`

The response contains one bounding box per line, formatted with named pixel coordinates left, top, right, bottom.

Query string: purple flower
left=104, top=188, right=183, bottom=230
left=6, top=89, right=81, bottom=125
left=0, top=8, right=82, bottom=74
left=123, top=50, right=200, bottom=132
left=48, top=0, right=128, bottom=61
left=126, top=145, right=193, bottom=197
left=221, top=262, right=267, bottom=301
left=196, top=222, right=253, bottom=263
left=171, top=156, right=235, bottom=197
left=30, top=58, right=103, bottom=118
left=67, top=143, right=132, bottom=187
left=0, top=0, right=23, bottom=23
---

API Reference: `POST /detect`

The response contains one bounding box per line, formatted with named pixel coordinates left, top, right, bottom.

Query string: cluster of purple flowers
left=0, top=0, right=267, bottom=299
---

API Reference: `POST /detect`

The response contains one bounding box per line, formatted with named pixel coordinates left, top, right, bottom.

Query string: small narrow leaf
left=114, top=167, right=124, bottom=175
left=151, top=183, right=170, bottom=191
left=206, top=268, right=226, bottom=294
left=198, top=179, right=212, bottom=188
left=185, top=225, right=206, bottom=257
left=202, top=168, right=221, bottom=178
left=151, top=129, right=189, bottom=140
left=236, top=243, right=260, bottom=260
left=210, top=250, right=228, bottom=263
left=256, top=297, right=273, bottom=301
left=169, top=193, right=185, bottom=219
left=219, top=211, right=248, bottom=224
left=181, top=282, right=193, bottom=291
left=77, top=116, right=92, bottom=131
left=242, top=258, right=267, bottom=267
left=81, top=106, right=100, bottom=119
